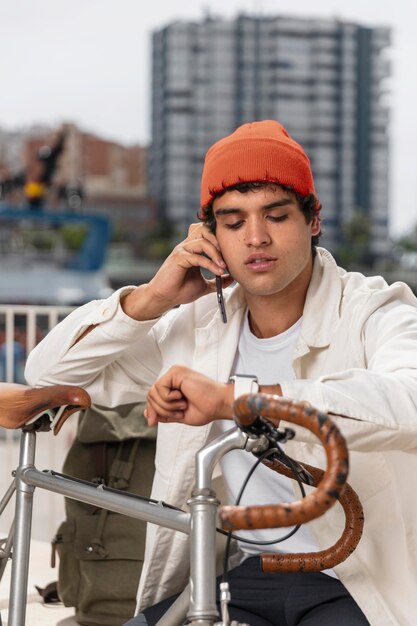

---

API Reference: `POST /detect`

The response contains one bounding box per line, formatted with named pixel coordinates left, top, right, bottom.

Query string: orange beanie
left=200, top=120, right=319, bottom=211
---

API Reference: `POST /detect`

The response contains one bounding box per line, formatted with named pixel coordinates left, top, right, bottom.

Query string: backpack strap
left=89, top=438, right=142, bottom=558
left=109, top=438, right=141, bottom=489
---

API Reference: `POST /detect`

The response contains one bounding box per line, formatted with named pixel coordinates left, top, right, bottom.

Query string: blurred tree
left=145, top=220, right=176, bottom=260
left=335, top=210, right=374, bottom=269
left=61, top=224, right=88, bottom=250
left=396, top=223, right=417, bottom=252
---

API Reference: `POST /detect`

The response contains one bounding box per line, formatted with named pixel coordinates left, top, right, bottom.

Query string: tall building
left=150, top=14, right=390, bottom=256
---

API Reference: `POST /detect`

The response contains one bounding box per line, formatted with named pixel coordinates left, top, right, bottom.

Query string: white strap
left=230, top=374, right=259, bottom=400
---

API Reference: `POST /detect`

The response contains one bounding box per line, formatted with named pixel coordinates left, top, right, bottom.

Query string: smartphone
left=200, top=252, right=228, bottom=323
left=216, top=275, right=227, bottom=324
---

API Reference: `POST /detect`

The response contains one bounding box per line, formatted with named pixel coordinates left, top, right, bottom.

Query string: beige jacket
left=25, top=248, right=417, bottom=625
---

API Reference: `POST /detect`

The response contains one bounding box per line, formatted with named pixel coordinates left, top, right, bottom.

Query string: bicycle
left=0, top=382, right=363, bottom=626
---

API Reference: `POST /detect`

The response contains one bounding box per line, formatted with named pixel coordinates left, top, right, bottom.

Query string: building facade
left=150, top=14, right=390, bottom=257
left=0, top=123, right=155, bottom=255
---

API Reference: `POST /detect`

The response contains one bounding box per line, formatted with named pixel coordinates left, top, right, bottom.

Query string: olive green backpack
left=51, top=403, right=156, bottom=626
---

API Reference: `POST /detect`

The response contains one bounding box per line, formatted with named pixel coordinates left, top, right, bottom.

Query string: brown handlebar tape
left=261, top=458, right=364, bottom=572
left=219, top=393, right=350, bottom=532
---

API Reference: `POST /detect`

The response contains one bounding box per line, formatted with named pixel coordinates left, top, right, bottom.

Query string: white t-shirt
left=219, top=313, right=336, bottom=577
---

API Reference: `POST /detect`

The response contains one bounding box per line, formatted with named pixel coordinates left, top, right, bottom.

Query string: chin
left=240, top=282, right=286, bottom=297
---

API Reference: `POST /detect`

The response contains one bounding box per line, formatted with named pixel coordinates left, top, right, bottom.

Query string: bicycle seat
left=0, top=383, right=91, bottom=434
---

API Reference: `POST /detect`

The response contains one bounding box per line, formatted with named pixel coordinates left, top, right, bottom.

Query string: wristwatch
left=229, top=374, right=259, bottom=399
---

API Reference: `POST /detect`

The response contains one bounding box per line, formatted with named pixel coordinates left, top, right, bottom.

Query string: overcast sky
left=1, top=0, right=416, bottom=236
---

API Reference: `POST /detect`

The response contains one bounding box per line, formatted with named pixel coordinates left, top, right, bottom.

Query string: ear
left=310, top=215, right=320, bottom=236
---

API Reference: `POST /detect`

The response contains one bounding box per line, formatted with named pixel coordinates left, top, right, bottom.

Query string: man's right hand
left=121, top=223, right=233, bottom=321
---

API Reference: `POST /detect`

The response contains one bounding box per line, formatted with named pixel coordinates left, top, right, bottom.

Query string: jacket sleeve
left=280, top=294, right=417, bottom=452
left=24, top=287, right=164, bottom=407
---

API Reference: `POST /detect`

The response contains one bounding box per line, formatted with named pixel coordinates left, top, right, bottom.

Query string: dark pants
left=125, top=556, right=370, bottom=625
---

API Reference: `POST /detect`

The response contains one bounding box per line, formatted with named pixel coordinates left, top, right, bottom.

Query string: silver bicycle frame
left=3, top=424, right=262, bottom=626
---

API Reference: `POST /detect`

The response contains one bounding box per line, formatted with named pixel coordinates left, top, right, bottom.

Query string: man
left=26, top=121, right=417, bottom=626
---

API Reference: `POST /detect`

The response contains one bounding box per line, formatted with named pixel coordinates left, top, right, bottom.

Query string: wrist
left=121, top=284, right=169, bottom=321
left=216, top=383, right=235, bottom=420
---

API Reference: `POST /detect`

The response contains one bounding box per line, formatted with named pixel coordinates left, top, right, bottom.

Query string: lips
left=245, top=254, right=277, bottom=271
left=245, top=254, right=276, bottom=264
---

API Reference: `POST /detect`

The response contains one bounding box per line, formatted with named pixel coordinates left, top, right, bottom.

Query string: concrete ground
left=0, top=538, right=78, bottom=625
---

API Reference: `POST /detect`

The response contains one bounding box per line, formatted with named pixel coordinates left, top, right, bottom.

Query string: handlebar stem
left=194, top=427, right=248, bottom=492
left=187, top=426, right=268, bottom=623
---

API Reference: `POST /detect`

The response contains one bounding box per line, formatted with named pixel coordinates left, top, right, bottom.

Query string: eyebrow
left=214, top=198, right=293, bottom=216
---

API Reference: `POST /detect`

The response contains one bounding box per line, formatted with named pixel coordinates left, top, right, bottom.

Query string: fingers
left=145, top=403, right=179, bottom=426
left=187, top=222, right=215, bottom=243
left=204, top=272, right=234, bottom=297
left=218, top=273, right=234, bottom=288
left=142, top=223, right=226, bottom=311
left=179, top=238, right=225, bottom=276
left=144, top=404, right=181, bottom=426
left=144, top=365, right=230, bottom=427
left=180, top=251, right=225, bottom=278
left=146, top=384, right=188, bottom=423
left=184, top=224, right=225, bottom=272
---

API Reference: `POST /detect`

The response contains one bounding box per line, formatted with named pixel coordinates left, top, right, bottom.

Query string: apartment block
left=150, top=14, right=390, bottom=256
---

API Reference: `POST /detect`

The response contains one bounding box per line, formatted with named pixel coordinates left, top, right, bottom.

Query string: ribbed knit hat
left=200, top=120, right=319, bottom=211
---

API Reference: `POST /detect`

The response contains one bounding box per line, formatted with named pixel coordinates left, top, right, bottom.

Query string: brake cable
left=220, top=426, right=310, bottom=582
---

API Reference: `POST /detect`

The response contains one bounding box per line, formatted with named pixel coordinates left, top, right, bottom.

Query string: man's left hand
left=145, top=365, right=234, bottom=427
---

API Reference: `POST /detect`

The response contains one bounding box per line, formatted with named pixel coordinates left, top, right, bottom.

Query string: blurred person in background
left=23, top=128, right=66, bottom=209
left=0, top=328, right=26, bottom=383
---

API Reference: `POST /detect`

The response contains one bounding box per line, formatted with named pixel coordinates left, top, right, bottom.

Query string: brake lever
left=265, top=447, right=315, bottom=487
left=239, top=414, right=295, bottom=443
left=241, top=415, right=314, bottom=486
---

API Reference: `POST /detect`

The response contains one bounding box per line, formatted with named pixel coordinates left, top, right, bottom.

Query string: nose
left=243, top=217, right=271, bottom=247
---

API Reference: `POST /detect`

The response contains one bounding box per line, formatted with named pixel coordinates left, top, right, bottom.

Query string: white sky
left=1, top=0, right=416, bottom=236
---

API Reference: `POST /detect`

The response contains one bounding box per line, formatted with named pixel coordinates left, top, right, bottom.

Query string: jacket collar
left=193, top=288, right=246, bottom=383
left=299, top=247, right=342, bottom=349
left=194, top=247, right=342, bottom=363
left=223, top=247, right=342, bottom=350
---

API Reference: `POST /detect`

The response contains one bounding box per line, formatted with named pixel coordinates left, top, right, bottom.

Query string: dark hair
left=198, top=181, right=322, bottom=251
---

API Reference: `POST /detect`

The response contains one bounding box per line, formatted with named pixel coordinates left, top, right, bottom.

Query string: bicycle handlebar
left=220, top=393, right=351, bottom=532
left=219, top=393, right=364, bottom=572
left=260, top=456, right=364, bottom=572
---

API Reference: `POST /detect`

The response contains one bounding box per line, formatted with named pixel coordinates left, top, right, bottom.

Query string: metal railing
left=0, top=304, right=73, bottom=384
left=0, top=304, right=76, bottom=541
